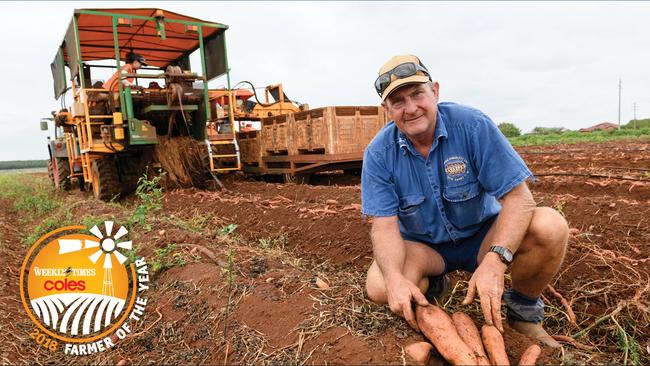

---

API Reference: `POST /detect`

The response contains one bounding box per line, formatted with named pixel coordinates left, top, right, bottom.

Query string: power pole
left=617, top=77, right=622, bottom=130
left=633, top=102, right=637, bottom=129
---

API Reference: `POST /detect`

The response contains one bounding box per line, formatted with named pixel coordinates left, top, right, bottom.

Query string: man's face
left=382, top=82, right=439, bottom=139
left=132, top=60, right=142, bottom=70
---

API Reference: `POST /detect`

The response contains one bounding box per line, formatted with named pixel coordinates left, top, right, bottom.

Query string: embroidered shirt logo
left=444, top=156, right=469, bottom=182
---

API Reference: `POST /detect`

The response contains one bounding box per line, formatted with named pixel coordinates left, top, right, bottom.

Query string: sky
left=1, top=1, right=649, bottom=161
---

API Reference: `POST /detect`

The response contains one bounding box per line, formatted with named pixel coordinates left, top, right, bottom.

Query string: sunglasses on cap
left=374, top=62, right=431, bottom=97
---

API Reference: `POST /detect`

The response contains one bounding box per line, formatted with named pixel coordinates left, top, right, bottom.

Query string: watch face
left=491, top=245, right=513, bottom=264
left=502, top=250, right=513, bottom=263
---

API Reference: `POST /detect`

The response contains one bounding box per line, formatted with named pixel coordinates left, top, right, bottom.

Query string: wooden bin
left=291, top=106, right=386, bottom=155
left=241, top=105, right=386, bottom=174
left=238, top=131, right=263, bottom=168
left=260, top=114, right=291, bottom=155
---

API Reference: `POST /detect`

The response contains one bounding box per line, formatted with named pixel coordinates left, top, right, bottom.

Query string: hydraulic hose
left=232, top=81, right=301, bottom=107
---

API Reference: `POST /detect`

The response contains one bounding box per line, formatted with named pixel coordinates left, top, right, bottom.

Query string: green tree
left=623, top=118, right=650, bottom=129
left=497, top=122, right=521, bottom=137
left=532, top=126, right=564, bottom=135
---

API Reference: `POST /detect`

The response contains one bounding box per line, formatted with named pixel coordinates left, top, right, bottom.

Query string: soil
left=0, top=139, right=648, bottom=365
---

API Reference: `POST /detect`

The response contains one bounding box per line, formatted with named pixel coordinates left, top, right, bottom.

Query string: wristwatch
left=488, top=245, right=513, bottom=265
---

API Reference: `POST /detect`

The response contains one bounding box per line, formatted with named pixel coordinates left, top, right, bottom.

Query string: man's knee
left=365, top=261, right=387, bottom=304
left=525, top=207, right=569, bottom=253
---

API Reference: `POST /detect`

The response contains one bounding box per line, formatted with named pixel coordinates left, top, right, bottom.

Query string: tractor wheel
left=47, top=160, right=54, bottom=183
left=54, top=157, right=71, bottom=190
left=91, top=157, right=120, bottom=201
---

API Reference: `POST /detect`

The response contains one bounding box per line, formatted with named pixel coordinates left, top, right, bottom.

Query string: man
left=103, top=52, right=147, bottom=91
left=362, top=55, right=568, bottom=347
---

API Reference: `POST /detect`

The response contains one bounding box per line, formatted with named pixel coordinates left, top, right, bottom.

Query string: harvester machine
left=42, top=8, right=237, bottom=200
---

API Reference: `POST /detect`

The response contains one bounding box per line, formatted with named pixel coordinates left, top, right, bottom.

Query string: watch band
left=489, top=245, right=513, bottom=265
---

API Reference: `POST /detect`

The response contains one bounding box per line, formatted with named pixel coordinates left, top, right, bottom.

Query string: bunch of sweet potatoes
left=411, top=304, right=542, bottom=366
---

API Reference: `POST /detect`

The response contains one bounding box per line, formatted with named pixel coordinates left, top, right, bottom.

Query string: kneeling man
left=362, top=55, right=568, bottom=347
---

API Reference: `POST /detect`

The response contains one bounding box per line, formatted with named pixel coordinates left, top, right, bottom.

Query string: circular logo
left=444, top=156, right=469, bottom=182
left=20, top=222, right=149, bottom=355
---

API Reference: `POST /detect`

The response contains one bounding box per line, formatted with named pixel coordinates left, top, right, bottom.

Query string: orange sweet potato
left=481, top=325, right=510, bottom=365
left=415, top=305, right=477, bottom=366
left=404, top=341, right=433, bottom=365
left=518, top=344, right=541, bottom=366
left=452, top=312, right=490, bottom=365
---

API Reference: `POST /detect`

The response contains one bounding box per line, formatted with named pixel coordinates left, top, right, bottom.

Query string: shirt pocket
left=442, top=181, right=485, bottom=229
left=397, top=195, right=428, bottom=235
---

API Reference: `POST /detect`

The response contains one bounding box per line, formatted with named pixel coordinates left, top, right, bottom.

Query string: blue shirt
left=361, top=102, right=533, bottom=245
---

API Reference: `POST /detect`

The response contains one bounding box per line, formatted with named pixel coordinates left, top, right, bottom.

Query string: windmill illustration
left=58, top=221, right=132, bottom=297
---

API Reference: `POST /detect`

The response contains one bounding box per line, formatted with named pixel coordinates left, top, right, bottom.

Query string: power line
left=617, top=77, right=622, bottom=130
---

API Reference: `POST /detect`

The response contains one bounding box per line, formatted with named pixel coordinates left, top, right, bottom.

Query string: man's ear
left=431, top=81, right=440, bottom=96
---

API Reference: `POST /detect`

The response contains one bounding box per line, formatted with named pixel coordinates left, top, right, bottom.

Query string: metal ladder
left=205, top=89, right=242, bottom=173
left=205, top=137, right=241, bottom=172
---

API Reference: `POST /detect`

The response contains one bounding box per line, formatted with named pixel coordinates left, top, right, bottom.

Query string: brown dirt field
left=1, top=139, right=648, bottom=365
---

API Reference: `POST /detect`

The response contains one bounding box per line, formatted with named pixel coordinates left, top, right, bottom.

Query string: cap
left=377, top=55, right=430, bottom=101
left=126, top=52, right=148, bottom=67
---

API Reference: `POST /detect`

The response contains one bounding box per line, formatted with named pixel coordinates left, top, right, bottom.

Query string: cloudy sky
left=1, top=1, right=649, bottom=161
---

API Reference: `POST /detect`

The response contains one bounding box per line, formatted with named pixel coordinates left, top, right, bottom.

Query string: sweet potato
left=481, top=325, right=510, bottom=365
left=452, top=312, right=490, bottom=365
left=404, top=341, right=433, bottom=365
left=518, top=344, right=541, bottom=366
left=415, top=305, right=477, bottom=366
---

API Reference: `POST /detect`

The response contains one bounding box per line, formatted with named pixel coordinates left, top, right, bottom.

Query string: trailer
left=237, top=105, right=387, bottom=181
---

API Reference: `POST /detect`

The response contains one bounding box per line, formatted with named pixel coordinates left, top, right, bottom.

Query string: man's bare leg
left=478, top=207, right=569, bottom=347
left=366, top=240, right=446, bottom=305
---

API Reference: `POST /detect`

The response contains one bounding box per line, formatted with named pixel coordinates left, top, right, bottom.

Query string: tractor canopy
left=51, top=8, right=229, bottom=99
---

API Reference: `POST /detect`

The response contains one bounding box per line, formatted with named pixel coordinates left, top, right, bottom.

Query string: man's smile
left=404, top=114, right=425, bottom=123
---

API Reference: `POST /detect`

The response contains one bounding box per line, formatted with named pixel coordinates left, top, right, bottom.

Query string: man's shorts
left=406, top=215, right=498, bottom=273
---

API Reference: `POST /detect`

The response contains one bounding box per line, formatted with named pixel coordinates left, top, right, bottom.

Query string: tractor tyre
left=54, top=157, right=71, bottom=190
left=47, top=159, right=54, bottom=183
left=91, top=157, right=120, bottom=201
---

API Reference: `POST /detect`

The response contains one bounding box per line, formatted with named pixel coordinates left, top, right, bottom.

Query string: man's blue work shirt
left=361, top=102, right=534, bottom=244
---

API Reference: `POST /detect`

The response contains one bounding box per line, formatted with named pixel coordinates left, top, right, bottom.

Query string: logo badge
left=444, top=156, right=469, bottom=182
left=20, top=222, right=150, bottom=355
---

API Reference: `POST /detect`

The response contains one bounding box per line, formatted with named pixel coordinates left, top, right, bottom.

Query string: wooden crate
left=337, top=106, right=385, bottom=154
left=291, top=106, right=387, bottom=155
left=292, top=108, right=327, bottom=154
left=260, top=114, right=291, bottom=155
left=241, top=105, right=387, bottom=174
left=238, top=131, right=262, bottom=166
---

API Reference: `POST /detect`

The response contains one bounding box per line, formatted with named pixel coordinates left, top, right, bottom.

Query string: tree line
left=0, top=160, right=48, bottom=170
left=498, top=118, right=650, bottom=137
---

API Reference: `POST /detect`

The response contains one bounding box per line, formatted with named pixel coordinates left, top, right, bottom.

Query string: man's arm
left=490, top=181, right=536, bottom=254
left=462, top=182, right=536, bottom=331
left=371, top=216, right=405, bottom=280
left=371, top=216, right=429, bottom=331
left=361, top=148, right=427, bottom=329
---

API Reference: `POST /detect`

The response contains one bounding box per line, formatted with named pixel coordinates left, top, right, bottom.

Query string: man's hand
left=462, top=253, right=507, bottom=332
left=385, top=274, right=430, bottom=332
